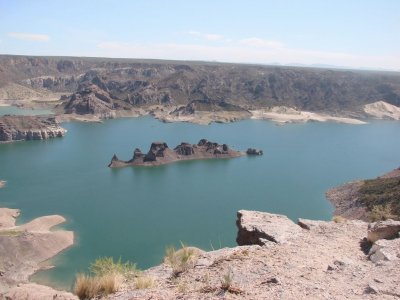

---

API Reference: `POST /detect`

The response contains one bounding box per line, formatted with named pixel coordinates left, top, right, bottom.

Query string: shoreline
left=326, top=167, right=400, bottom=221
left=0, top=207, right=76, bottom=299
left=3, top=98, right=400, bottom=126
left=250, top=107, right=367, bottom=125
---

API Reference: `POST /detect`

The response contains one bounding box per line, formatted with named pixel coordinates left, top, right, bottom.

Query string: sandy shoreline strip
left=0, top=207, right=76, bottom=299
left=250, top=107, right=367, bottom=124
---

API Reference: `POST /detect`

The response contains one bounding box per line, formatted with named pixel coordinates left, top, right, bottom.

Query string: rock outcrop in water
left=246, top=148, right=263, bottom=155
left=108, top=139, right=249, bottom=168
left=0, top=115, right=66, bottom=142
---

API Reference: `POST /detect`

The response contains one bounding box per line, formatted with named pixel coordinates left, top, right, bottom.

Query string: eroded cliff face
left=0, top=116, right=66, bottom=142
left=1, top=55, right=400, bottom=119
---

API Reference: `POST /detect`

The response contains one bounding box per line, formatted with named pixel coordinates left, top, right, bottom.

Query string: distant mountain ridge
left=1, top=55, right=400, bottom=117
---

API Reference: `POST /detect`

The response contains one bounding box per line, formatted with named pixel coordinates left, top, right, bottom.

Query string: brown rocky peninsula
left=0, top=115, right=66, bottom=142
left=326, top=167, right=400, bottom=221
left=108, top=139, right=260, bottom=168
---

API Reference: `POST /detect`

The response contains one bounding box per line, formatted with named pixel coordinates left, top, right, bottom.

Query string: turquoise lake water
left=0, top=117, right=399, bottom=289
left=0, top=106, right=54, bottom=116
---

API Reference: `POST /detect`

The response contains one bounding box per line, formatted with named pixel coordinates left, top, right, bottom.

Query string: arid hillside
left=1, top=55, right=400, bottom=117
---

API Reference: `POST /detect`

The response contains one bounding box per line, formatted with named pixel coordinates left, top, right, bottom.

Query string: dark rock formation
left=133, top=148, right=143, bottom=159
left=174, top=143, right=195, bottom=156
left=108, top=139, right=250, bottom=168
left=0, top=116, right=66, bottom=142
left=246, top=148, right=263, bottom=155
left=64, top=84, right=117, bottom=118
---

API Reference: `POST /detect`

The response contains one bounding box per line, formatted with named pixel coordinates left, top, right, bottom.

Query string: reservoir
left=0, top=105, right=54, bottom=116
left=0, top=116, right=399, bottom=289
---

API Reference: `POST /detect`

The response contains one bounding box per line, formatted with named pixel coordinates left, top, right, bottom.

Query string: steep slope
left=1, top=55, right=400, bottom=119
left=327, top=168, right=400, bottom=221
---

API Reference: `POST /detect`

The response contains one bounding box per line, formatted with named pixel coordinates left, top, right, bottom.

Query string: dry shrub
left=135, top=275, right=155, bottom=289
left=74, top=273, right=122, bottom=300
left=164, top=243, right=199, bottom=276
left=332, top=215, right=346, bottom=223
left=369, top=204, right=396, bottom=221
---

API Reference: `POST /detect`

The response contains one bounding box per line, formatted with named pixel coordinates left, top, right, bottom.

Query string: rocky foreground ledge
left=108, top=139, right=262, bottom=168
left=0, top=115, right=66, bottom=142
left=108, top=210, right=400, bottom=300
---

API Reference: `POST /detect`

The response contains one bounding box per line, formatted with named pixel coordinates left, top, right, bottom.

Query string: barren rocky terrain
left=0, top=115, right=66, bottom=142
left=105, top=210, right=400, bottom=300
left=1, top=55, right=400, bottom=123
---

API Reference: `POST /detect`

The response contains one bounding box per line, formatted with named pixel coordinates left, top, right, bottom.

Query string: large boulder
left=369, top=238, right=400, bottom=263
left=236, top=210, right=302, bottom=245
left=367, top=219, right=400, bottom=243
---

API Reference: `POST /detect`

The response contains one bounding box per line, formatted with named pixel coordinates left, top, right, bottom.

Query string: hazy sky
left=0, top=0, right=399, bottom=70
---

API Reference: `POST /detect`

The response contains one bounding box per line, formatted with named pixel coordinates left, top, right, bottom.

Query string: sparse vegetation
left=0, top=229, right=23, bottom=237
left=369, top=204, right=396, bottom=222
left=90, top=256, right=138, bottom=279
left=164, top=242, right=199, bottom=277
left=74, top=257, right=138, bottom=299
left=332, top=215, right=346, bottom=223
left=135, top=275, right=155, bottom=289
left=220, top=269, right=234, bottom=291
left=74, top=273, right=122, bottom=300
left=219, top=269, right=243, bottom=295
left=358, top=176, right=400, bottom=221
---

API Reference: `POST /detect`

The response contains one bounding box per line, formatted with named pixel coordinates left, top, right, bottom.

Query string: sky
left=0, top=0, right=399, bottom=70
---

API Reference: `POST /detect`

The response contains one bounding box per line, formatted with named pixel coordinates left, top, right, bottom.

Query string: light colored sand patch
left=251, top=106, right=366, bottom=124
left=5, top=283, right=77, bottom=300
left=151, top=106, right=251, bottom=125
left=0, top=83, right=60, bottom=101
left=0, top=207, right=74, bottom=296
left=364, top=101, right=400, bottom=120
left=17, top=215, right=67, bottom=232
left=0, top=207, right=20, bottom=228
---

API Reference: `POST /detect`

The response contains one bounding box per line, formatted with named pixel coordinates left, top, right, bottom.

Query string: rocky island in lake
left=108, top=139, right=261, bottom=168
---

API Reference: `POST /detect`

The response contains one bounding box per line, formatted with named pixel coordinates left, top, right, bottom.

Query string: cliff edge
left=106, top=210, right=400, bottom=299
left=0, top=115, right=66, bottom=142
